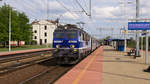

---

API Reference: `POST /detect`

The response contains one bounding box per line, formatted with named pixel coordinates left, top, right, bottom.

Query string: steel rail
left=19, top=66, right=59, bottom=84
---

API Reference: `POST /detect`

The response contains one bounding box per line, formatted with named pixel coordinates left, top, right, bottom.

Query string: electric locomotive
left=53, top=24, right=99, bottom=64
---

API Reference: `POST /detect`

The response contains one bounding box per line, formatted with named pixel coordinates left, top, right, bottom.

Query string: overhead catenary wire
left=75, top=0, right=88, bottom=16
left=71, top=0, right=84, bottom=19
left=83, top=0, right=89, bottom=10
left=55, top=0, right=78, bottom=19
left=6, top=0, right=37, bottom=21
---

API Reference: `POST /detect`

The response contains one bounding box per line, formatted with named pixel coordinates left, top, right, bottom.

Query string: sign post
left=128, top=22, right=150, bottom=30
left=128, top=22, right=150, bottom=64
left=146, top=32, right=149, bottom=64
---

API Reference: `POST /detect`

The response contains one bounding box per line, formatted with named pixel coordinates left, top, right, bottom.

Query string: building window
left=45, top=25, right=47, bottom=30
left=34, top=36, right=37, bottom=39
left=45, top=32, right=47, bottom=37
left=34, top=30, right=37, bottom=33
left=45, top=39, right=47, bottom=43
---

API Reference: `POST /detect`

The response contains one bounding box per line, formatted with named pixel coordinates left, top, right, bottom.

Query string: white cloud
left=63, top=12, right=79, bottom=20
left=93, top=6, right=119, bottom=18
left=2, top=0, right=150, bottom=38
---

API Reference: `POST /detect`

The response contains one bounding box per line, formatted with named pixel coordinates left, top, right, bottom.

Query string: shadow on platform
left=104, top=49, right=116, bottom=51
left=103, top=71, right=150, bottom=81
left=96, top=60, right=146, bottom=65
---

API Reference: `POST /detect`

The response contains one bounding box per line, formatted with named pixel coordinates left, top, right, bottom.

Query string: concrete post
left=145, top=32, right=149, bottom=64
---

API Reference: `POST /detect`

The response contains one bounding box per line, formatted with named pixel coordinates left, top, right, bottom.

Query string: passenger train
left=53, top=24, right=100, bottom=64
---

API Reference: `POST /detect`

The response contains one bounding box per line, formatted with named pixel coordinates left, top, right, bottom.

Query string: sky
left=0, top=0, right=150, bottom=39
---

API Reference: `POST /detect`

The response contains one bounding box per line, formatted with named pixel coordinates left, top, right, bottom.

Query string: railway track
left=19, top=59, right=73, bottom=84
left=0, top=50, right=53, bottom=74
left=0, top=50, right=51, bottom=63
left=0, top=58, right=73, bottom=84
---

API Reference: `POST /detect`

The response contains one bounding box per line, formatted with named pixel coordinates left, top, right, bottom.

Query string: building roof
left=32, top=19, right=39, bottom=24
left=32, top=19, right=57, bottom=25
left=107, top=38, right=130, bottom=42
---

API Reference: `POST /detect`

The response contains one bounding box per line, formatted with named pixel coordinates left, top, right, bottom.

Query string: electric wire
left=75, top=0, right=88, bottom=16
left=55, top=0, right=78, bottom=19
left=83, top=0, right=88, bottom=10
left=9, top=0, right=37, bottom=21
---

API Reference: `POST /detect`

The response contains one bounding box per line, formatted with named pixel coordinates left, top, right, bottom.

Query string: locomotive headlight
left=56, top=45, right=60, bottom=48
left=70, top=45, right=75, bottom=48
left=74, top=49, right=77, bottom=52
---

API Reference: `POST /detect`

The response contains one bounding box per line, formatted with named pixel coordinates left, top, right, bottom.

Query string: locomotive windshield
left=66, top=32, right=77, bottom=39
left=54, top=30, right=77, bottom=39
left=54, top=32, right=64, bottom=39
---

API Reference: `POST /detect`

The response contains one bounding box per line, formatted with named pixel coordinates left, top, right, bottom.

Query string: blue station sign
left=128, top=22, right=150, bottom=30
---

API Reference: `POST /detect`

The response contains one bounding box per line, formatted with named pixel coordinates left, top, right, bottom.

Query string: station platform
left=55, top=46, right=104, bottom=84
left=55, top=46, right=150, bottom=84
left=0, top=48, right=52, bottom=56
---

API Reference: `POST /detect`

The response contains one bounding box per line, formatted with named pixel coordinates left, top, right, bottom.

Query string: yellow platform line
left=72, top=50, right=99, bottom=84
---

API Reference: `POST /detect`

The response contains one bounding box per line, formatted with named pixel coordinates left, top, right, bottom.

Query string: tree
left=0, top=4, right=32, bottom=46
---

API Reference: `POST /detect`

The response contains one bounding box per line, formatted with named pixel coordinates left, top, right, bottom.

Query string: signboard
left=128, top=22, right=150, bottom=30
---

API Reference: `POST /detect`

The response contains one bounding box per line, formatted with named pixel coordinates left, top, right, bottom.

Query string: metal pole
left=124, top=30, right=127, bottom=52
left=136, top=0, right=140, bottom=56
left=141, top=36, right=144, bottom=56
left=47, top=0, right=49, bottom=20
left=89, top=0, right=91, bottom=18
left=145, top=31, right=149, bottom=64
left=124, top=0, right=127, bottom=52
left=9, top=8, right=11, bottom=52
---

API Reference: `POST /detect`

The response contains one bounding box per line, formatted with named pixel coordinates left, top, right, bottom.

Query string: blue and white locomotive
left=53, top=24, right=100, bottom=64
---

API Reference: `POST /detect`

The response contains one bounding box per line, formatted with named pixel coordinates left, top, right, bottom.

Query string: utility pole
left=46, top=0, right=49, bottom=20
left=124, top=0, right=127, bottom=52
left=9, top=8, right=11, bottom=52
left=141, top=35, right=144, bottom=56
left=89, top=0, right=91, bottom=18
left=46, top=0, right=49, bottom=48
left=136, top=0, right=140, bottom=56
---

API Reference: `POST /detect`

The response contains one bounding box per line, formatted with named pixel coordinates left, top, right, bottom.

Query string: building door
left=40, top=39, right=42, bottom=45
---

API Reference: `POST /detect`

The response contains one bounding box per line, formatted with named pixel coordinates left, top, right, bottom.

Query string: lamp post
left=135, top=0, right=140, bottom=57
left=9, top=8, right=11, bottom=52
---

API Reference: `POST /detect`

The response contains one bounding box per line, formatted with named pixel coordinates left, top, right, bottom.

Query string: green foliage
left=139, top=37, right=150, bottom=49
left=127, top=38, right=136, bottom=48
left=0, top=4, right=32, bottom=44
left=128, top=37, right=150, bottom=49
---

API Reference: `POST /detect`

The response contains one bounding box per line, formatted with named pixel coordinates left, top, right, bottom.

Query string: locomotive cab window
left=54, top=31, right=64, bottom=39
left=66, top=31, right=77, bottom=39
left=54, top=30, right=77, bottom=39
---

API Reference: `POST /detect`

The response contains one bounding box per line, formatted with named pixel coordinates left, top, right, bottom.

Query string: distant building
left=32, top=19, right=57, bottom=45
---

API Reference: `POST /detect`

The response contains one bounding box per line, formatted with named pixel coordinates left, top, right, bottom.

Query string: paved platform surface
left=55, top=46, right=103, bottom=84
left=55, top=46, right=150, bottom=84
left=102, top=46, right=150, bottom=84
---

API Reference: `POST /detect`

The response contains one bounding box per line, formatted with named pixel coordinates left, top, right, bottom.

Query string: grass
left=0, top=45, right=52, bottom=52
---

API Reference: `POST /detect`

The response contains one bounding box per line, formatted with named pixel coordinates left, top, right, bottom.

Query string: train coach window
left=79, top=32, right=82, bottom=36
left=87, top=35, right=90, bottom=41
left=83, top=33, right=86, bottom=41
left=79, top=32, right=82, bottom=41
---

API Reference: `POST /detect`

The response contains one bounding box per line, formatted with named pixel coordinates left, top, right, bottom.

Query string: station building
left=32, top=19, right=57, bottom=45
